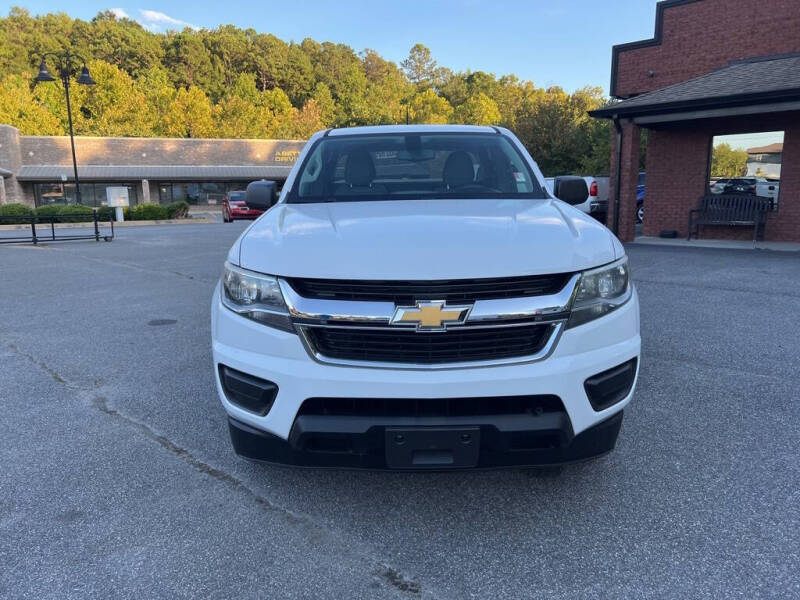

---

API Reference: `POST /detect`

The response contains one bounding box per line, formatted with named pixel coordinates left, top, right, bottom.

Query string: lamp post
left=34, top=52, right=95, bottom=205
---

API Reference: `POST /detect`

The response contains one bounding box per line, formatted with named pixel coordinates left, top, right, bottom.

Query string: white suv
left=211, top=125, right=640, bottom=470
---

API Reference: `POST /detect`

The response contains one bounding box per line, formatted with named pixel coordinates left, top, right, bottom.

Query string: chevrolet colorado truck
left=211, top=125, right=640, bottom=470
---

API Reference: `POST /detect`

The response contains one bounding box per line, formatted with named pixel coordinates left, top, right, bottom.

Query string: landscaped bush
left=165, top=200, right=190, bottom=219
left=32, top=204, right=63, bottom=220
left=34, top=204, right=94, bottom=222
left=96, top=205, right=114, bottom=221
left=0, top=203, right=34, bottom=224
left=129, top=202, right=168, bottom=221
left=57, top=204, right=94, bottom=221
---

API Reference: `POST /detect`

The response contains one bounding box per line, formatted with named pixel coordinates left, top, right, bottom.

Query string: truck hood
left=237, top=199, right=619, bottom=280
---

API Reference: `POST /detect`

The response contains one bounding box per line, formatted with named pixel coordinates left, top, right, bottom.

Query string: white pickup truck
left=545, top=176, right=609, bottom=219
left=211, top=125, right=640, bottom=470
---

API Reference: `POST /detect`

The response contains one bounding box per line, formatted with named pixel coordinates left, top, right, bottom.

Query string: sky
left=0, top=0, right=664, bottom=93
left=713, top=131, right=784, bottom=151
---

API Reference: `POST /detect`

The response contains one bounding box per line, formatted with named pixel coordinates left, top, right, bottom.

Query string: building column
left=0, top=176, right=6, bottom=205
left=608, top=120, right=641, bottom=242
left=140, top=179, right=150, bottom=204
left=766, top=115, right=800, bottom=242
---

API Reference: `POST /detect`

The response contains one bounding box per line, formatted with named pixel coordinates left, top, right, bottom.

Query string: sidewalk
left=632, top=235, right=800, bottom=252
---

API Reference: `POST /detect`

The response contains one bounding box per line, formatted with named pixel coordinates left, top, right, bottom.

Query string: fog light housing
left=584, top=358, right=638, bottom=411
left=218, top=365, right=278, bottom=416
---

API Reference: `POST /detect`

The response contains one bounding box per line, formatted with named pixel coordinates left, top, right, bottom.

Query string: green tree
left=311, top=82, right=336, bottom=127
left=164, top=86, right=215, bottom=138
left=711, top=143, right=748, bottom=177
left=409, top=89, right=453, bottom=124
left=401, top=44, right=438, bottom=89
left=454, top=92, right=501, bottom=125
left=71, top=60, right=152, bottom=136
left=361, top=49, right=411, bottom=124
left=0, top=73, right=63, bottom=134
left=82, top=11, right=164, bottom=78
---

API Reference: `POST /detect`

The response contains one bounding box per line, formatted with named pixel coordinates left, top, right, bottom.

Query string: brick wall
left=643, top=128, right=710, bottom=238
left=19, top=136, right=305, bottom=168
left=615, top=0, right=800, bottom=98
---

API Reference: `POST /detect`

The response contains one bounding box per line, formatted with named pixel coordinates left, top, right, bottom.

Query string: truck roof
left=326, top=124, right=499, bottom=137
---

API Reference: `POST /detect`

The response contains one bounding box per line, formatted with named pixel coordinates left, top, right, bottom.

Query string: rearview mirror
left=245, top=180, right=278, bottom=211
left=552, top=176, right=588, bottom=206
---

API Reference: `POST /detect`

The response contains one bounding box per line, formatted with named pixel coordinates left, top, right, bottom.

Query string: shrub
left=33, top=204, right=64, bottom=221
left=165, top=200, right=190, bottom=219
left=35, top=204, right=94, bottom=223
left=129, top=202, right=168, bottom=221
left=0, top=203, right=34, bottom=224
left=57, top=204, right=94, bottom=222
left=96, top=205, right=115, bottom=221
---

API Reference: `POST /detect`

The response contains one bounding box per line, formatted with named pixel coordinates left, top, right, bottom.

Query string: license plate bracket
left=384, top=426, right=480, bottom=469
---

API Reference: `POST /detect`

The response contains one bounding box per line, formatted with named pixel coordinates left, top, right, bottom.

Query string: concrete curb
left=0, top=218, right=216, bottom=231
left=632, top=235, right=800, bottom=252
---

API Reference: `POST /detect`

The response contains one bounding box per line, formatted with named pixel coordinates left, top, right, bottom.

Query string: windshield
left=228, top=192, right=246, bottom=201
left=286, top=132, right=545, bottom=203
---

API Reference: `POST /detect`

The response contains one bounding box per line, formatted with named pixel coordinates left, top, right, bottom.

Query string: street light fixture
left=34, top=52, right=95, bottom=205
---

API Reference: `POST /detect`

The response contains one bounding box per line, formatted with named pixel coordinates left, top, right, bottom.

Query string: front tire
left=223, top=208, right=231, bottom=223
left=636, top=203, right=644, bottom=224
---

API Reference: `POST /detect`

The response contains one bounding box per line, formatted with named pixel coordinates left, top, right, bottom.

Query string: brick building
left=0, top=124, right=305, bottom=208
left=591, top=0, right=800, bottom=242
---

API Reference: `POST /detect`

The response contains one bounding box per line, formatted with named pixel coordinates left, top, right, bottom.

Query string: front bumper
left=211, top=283, right=640, bottom=469
left=228, top=410, right=624, bottom=469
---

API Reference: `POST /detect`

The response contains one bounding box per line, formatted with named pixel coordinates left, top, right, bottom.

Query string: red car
left=222, top=190, right=264, bottom=222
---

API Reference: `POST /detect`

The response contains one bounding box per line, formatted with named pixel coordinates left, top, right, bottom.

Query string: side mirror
left=245, top=180, right=278, bottom=211
left=552, top=176, right=588, bottom=205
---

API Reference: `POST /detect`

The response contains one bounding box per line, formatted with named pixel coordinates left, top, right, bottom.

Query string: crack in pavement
left=8, top=343, right=67, bottom=384
left=6, top=342, right=430, bottom=599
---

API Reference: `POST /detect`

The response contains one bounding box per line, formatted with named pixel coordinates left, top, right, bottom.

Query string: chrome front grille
left=303, top=323, right=555, bottom=365
left=279, top=274, right=579, bottom=368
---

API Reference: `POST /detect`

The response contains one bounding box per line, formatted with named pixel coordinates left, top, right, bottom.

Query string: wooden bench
left=688, top=195, right=770, bottom=242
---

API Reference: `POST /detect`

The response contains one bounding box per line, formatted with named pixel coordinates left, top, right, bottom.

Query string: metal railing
left=0, top=211, right=115, bottom=245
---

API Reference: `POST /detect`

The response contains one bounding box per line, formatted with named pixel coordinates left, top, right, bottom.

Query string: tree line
left=0, top=7, right=613, bottom=175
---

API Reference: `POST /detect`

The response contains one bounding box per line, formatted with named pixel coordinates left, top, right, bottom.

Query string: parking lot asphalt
left=1, top=223, right=798, bottom=599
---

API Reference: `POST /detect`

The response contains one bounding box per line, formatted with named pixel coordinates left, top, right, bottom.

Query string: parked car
left=212, top=125, right=640, bottom=470
left=222, top=189, right=265, bottom=222
left=709, top=178, right=731, bottom=194
left=636, top=172, right=645, bottom=223
left=723, top=177, right=762, bottom=195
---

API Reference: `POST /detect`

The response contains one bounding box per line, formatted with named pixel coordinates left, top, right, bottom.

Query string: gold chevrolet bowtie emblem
left=390, top=300, right=472, bottom=331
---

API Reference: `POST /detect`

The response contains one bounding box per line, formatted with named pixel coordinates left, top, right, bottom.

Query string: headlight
left=568, top=257, right=631, bottom=328
left=220, top=262, right=294, bottom=332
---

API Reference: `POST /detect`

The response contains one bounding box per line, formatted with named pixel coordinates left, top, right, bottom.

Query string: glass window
left=710, top=131, right=783, bottom=210
left=34, top=182, right=139, bottom=207
left=288, top=133, right=545, bottom=203
left=156, top=182, right=249, bottom=205
left=35, top=182, right=73, bottom=206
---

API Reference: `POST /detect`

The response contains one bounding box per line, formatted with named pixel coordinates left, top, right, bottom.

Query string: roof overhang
left=16, top=165, right=294, bottom=182
left=593, top=53, right=800, bottom=124
left=0, top=167, right=12, bottom=178
left=591, top=93, right=800, bottom=124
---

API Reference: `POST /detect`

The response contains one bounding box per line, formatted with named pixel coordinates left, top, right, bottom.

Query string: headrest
left=443, top=151, right=474, bottom=189
left=345, top=150, right=376, bottom=187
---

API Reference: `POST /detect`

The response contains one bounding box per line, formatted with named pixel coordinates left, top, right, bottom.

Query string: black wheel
left=636, top=203, right=644, bottom=224
left=223, top=208, right=231, bottom=223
